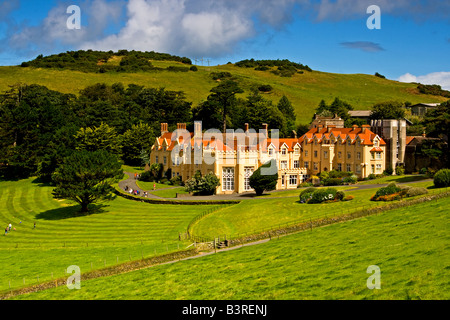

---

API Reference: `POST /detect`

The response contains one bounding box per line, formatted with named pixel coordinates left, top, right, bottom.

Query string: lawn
left=150, top=187, right=189, bottom=198
left=190, top=180, right=443, bottom=239
left=12, top=195, right=450, bottom=300
left=0, top=178, right=217, bottom=292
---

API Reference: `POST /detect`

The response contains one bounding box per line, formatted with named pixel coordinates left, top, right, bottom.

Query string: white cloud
left=398, top=72, right=450, bottom=91
left=81, top=0, right=256, bottom=58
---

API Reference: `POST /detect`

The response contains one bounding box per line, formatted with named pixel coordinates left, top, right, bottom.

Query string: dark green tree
left=423, top=100, right=449, bottom=142
left=249, top=160, right=279, bottom=196
left=209, top=80, right=243, bottom=132
left=370, top=101, right=406, bottom=120
left=121, top=122, right=154, bottom=166
left=52, top=150, right=123, bottom=213
left=277, top=95, right=297, bottom=137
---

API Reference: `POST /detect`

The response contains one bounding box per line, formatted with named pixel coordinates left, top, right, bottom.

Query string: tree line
left=0, top=80, right=297, bottom=181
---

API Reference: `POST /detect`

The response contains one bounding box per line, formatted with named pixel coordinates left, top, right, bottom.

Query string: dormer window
left=268, top=148, right=274, bottom=156
left=282, top=148, right=287, bottom=155
left=347, top=140, right=352, bottom=146
left=374, top=140, right=379, bottom=147
left=294, top=147, right=300, bottom=155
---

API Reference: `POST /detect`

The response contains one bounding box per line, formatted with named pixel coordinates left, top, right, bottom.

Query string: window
left=324, top=151, right=328, bottom=159
left=244, top=167, right=254, bottom=191
left=347, top=164, right=352, bottom=172
left=313, top=162, right=318, bottom=171
left=294, top=160, right=300, bottom=169
left=371, top=164, right=375, bottom=174
left=356, top=152, right=361, bottom=160
left=376, top=152, right=382, bottom=160
left=294, top=148, right=300, bottom=156
left=282, top=148, right=287, bottom=155
left=305, top=150, right=309, bottom=157
left=314, top=150, right=318, bottom=158
left=281, top=161, right=288, bottom=169
left=356, top=164, right=361, bottom=173
left=155, top=156, right=159, bottom=164
left=163, top=156, right=167, bottom=165
left=337, top=163, right=342, bottom=171
left=222, top=168, right=235, bottom=191
left=376, top=164, right=382, bottom=172
left=338, top=151, right=342, bottom=159
left=374, top=140, right=379, bottom=147
left=357, top=140, right=361, bottom=146
left=371, top=152, right=375, bottom=160
left=281, top=175, right=285, bottom=186
left=289, top=175, right=298, bottom=186
left=347, top=152, right=351, bottom=159
left=347, top=140, right=352, bottom=146
left=304, top=161, right=309, bottom=169
left=268, top=148, right=273, bottom=156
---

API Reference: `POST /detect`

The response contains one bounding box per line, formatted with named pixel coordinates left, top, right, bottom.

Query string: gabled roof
left=300, top=126, right=386, bottom=146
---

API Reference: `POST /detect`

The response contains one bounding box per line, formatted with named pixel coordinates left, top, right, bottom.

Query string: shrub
left=170, top=176, right=182, bottom=186
left=384, top=166, right=393, bottom=175
left=184, top=172, right=220, bottom=195
left=419, top=167, right=428, bottom=175
left=323, top=178, right=343, bottom=186
left=309, top=188, right=338, bottom=204
left=336, top=191, right=346, bottom=201
left=298, top=182, right=313, bottom=188
left=299, top=187, right=316, bottom=203
left=433, top=169, right=450, bottom=188
left=368, top=173, right=376, bottom=180
left=343, top=175, right=358, bottom=185
left=395, top=165, right=405, bottom=176
left=342, top=195, right=354, bottom=201
left=139, top=170, right=155, bottom=182
left=406, top=187, right=429, bottom=197
left=371, top=183, right=402, bottom=201
left=249, top=160, right=279, bottom=196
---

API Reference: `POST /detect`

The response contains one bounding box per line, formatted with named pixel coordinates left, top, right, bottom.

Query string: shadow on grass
left=35, top=204, right=109, bottom=221
left=388, top=175, right=430, bottom=184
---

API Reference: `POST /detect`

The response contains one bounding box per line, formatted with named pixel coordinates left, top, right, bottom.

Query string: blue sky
left=1, top=0, right=449, bottom=89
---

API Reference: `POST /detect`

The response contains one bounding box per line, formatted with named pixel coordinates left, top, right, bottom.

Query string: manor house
left=150, top=122, right=386, bottom=194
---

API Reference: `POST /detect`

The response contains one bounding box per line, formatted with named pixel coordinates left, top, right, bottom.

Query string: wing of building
left=150, top=122, right=386, bottom=194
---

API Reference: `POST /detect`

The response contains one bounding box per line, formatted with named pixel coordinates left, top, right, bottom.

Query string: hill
left=0, top=51, right=447, bottom=125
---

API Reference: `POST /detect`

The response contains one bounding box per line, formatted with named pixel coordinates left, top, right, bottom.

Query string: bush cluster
left=21, top=50, right=193, bottom=74
left=371, top=183, right=429, bottom=201
left=433, top=169, right=450, bottom=188
left=299, top=187, right=351, bottom=204
left=235, top=59, right=312, bottom=77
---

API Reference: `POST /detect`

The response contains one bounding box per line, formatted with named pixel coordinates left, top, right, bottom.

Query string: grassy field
left=0, top=178, right=218, bottom=292
left=12, top=195, right=450, bottom=300
left=1, top=61, right=447, bottom=125
left=190, top=180, right=442, bottom=239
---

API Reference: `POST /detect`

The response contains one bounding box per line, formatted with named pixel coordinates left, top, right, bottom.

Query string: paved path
left=119, top=171, right=432, bottom=201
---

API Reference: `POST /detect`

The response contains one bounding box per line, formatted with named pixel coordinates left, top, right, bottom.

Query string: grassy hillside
left=191, top=179, right=440, bottom=239
left=1, top=57, right=447, bottom=125
left=12, top=195, right=450, bottom=300
left=0, top=177, right=218, bottom=292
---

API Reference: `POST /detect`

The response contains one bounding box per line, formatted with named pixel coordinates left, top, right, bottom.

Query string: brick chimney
left=177, top=123, right=186, bottom=130
left=261, top=123, right=268, bottom=138
left=161, top=123, right=168, bottom=136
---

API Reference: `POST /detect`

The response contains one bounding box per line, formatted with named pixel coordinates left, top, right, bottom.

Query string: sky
left=0, top=0, right=449, bottom=89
